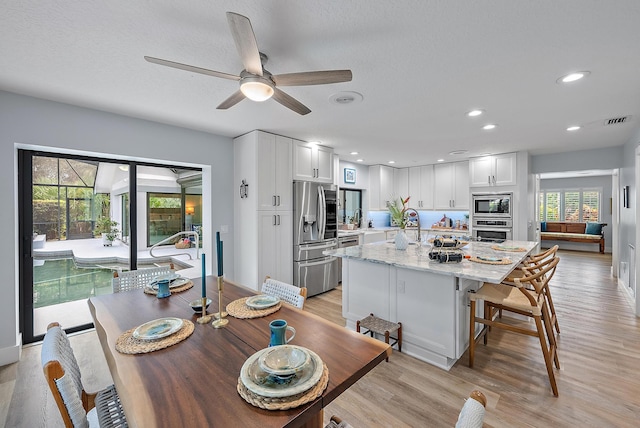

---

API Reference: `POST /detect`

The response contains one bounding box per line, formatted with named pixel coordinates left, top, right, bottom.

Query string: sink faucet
left=353, top=208, right=363, bottom=228
left=404, top=208, right=421, bottom=243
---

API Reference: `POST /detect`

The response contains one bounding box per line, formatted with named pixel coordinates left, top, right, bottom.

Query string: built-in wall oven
left=471, top=192, right=514, bottom=242
left=472, top=218, right=513, bottom=242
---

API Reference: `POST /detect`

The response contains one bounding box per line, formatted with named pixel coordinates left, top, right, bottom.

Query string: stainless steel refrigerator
left=293, top=181, right=338, bottom=296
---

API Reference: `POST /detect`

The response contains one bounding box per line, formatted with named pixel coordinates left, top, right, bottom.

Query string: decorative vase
left=395, top=229, right=409, bottom=250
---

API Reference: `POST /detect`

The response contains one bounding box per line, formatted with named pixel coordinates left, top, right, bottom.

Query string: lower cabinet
left=258, top=211, right=293, bottom=285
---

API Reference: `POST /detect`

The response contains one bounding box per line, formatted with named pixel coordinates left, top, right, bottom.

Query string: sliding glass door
left=19, top=150, right=202, bottom=343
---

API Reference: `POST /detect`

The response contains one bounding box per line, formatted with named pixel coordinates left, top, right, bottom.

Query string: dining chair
left=262, top=276, right=307, bottom=309
left=455, top=390, right=487, bottom=428
left=502, top=245, right=560, bottom=333
left=41, top=322, right=128, bottom=427
left=111, top=263, right=174, bottom=293
left=468, top=256, right=561, bottom=396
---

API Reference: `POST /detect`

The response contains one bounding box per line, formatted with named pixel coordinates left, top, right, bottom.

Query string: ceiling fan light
left=240, top=79, right=274, bottom=102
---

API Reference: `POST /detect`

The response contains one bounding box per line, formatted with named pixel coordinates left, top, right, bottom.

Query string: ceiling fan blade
left=272, top=88, right=311, bottom=115
left=226, top=12, right=263, bottom=76
left=272, top=70, right=353, bottom=86
left=144, top=56, right=240, bottom=81
left=216, top=90, right=245, bottom=110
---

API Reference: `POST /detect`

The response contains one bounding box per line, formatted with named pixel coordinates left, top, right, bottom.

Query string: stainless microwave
left=472, top=193, right=512, bottom=218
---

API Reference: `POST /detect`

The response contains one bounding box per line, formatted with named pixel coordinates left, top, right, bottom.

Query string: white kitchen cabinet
left=434, top=161, right=469, bottom=210
left=256, top=134, right=292, bottom=211
left=293, top=140, right=334, bottom=183
left=258, top=211, right=293, bottom=285
left=234, top=130, right=293, bottom=289
left=369, top=165, right=395, bottom=210
left=394, top=168, right=408, bottom=200
left=408, top=165, right=434, bottom=209
left=469, top=152, right=516, bottom=187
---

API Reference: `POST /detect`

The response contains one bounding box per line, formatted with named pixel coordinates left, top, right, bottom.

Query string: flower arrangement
left=388, top=196, right=410, bottom=229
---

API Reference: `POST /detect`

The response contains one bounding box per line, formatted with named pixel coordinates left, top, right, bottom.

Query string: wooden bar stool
left=356, top=313, right=402, bottom=362
left=469, top=256, right=561, bottom=396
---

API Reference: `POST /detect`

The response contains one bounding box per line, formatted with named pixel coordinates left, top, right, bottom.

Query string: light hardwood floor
left=3, top=250, right=640, bottom=427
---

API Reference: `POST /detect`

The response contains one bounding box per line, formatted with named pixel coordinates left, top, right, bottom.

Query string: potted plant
left=95, top=216, right=120, bottom=246
left=388, top=196, right=410, bottom=250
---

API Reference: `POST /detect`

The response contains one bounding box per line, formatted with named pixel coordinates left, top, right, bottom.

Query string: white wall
left=0, top=90, right=234, bottom=364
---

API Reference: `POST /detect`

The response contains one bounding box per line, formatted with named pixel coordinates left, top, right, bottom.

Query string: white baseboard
left=0, top=334, right=22, bottom=366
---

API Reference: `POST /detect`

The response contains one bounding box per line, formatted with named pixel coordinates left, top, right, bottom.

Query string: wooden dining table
left=88, top=276, right=391, bottom=428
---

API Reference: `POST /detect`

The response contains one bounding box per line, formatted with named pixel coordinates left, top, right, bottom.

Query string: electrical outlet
left=398, top=280, right=405, bottom=293
left=221, top=225, right=229, bottom=233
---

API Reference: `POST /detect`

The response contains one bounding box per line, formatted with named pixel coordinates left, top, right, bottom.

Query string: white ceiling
left=2, top=1, right=640, bottom=168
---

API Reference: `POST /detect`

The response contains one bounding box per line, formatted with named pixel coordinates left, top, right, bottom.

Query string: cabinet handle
left=277, top=195, right=281, bottom=206
left=488, top=175, right=491, bottom=185
left=272, top=195, right=276, bottom=206
left=492, top=175, right=496, bottom=185
left=273, top=215, right=277, bottom=226
left=277, top=215, right=281, bottom=225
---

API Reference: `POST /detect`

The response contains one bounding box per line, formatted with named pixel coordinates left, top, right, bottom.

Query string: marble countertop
left=324, top=240, right=537, bottom=283
left=338, top=226, right=470, bottom=237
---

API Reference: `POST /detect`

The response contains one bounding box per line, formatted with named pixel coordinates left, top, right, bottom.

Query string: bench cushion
left=541, top=232, right=601, bottom=241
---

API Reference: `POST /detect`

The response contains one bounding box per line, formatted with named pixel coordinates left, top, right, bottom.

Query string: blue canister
left=156, top=279, right=171, bottom=298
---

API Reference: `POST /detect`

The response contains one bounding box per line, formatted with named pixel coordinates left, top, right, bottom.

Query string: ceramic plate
left=151, top=276, right=189, bottom=290
left=240, top=347, right=323, bottom=398
left=245, top=294, right=280, bottom=310
left=132, top=317, right=183, bottom=341
left=477, top=256, right=503, bottom=262
left=258, top=345, right=312, bottom=376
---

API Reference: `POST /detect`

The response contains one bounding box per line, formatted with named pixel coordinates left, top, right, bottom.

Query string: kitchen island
left=325, top=240, right=537, bottom=370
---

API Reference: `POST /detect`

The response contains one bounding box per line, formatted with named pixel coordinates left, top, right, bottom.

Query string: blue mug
left=156, top=279, right=171, bottom=298
left=269, top=319, right=296, bottom=347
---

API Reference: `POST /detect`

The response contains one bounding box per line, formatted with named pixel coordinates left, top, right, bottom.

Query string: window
left=539, top=188, right=601, bottom=222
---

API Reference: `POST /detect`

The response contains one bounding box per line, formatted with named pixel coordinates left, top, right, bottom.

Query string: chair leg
left=397, top=322, right=402, bottom=353
left=469, top=299, right=476, bottom=368
left=545, top=287, right=561, bottom=334
left=534, top=314, right=559, bottom=396
left=483, top=301, right=490, bottom=345
left=542, top=301, right=560, bottom=369
left=384, top=331, right=390, bottom=362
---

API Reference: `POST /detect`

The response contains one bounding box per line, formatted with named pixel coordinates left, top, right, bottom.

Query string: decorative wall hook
left=240, top=179, right=249, bottom=199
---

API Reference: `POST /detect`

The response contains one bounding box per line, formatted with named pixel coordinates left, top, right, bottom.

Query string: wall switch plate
left=221, top=225, right=229, bottom=233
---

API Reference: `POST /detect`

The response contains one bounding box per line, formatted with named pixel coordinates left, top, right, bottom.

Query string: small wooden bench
left=541, top=222, right=606, bottom=253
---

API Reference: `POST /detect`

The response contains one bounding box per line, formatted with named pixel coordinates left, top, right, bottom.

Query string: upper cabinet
left=469, top=153, right=516, bottom=187
left=394, top=168, right=409, bottom=200
left=434, top=161, right=469, bottom=210
left=369, top=165, right=395, bottom=210
left=408, top=165, right=434, bottom=209
left=293, top=141, right=334, bottom=183
left=235, top=131, right=292, bottom=212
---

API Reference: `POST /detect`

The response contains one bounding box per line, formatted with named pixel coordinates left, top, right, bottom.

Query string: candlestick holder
left=212, top=276, right=229, bottom=328
left=196, top=296, right=212, bottom=324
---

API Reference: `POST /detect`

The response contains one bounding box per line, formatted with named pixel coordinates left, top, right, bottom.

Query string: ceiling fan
left=144, top=12, right=353, bottom=115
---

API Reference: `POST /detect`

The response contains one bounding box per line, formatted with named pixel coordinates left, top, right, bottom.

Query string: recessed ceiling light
left=467, top=109, right=484, bottom=117
left=557, top=71, right=590, bottom=83
left=388, top=161, right=395, bottom=164
left=118, top=165, right=129, bottom=171
left=567, top=126, right=581, bottom=131
left=350, top=151, right=359, bottom=155
left=356, top=159, right=364, bottom=162
left=449, top=150, right=468, bottom=156
left=482, top=124, right=497, bottom=130
left=437, top=159, right=445, bottom=162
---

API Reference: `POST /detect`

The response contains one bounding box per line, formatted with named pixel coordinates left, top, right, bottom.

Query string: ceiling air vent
left=604, top=116, right=631, bottom=126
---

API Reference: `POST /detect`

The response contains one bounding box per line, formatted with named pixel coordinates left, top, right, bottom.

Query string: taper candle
left=219, top=241, right=223, bottom=276
left=201, top=253, right=206, bottom=298
left=216, top=231, right=223, bottom=276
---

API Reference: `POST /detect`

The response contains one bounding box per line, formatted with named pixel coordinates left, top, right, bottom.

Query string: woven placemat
left=227, top=297, right=282, bottom=319
left=143, top=280, right=193, bottom=295
left=491, top=245, right=527, bottom=252
left=237, top=363, right=329, bottom=410
left=469, top=256, right=513, bottom=265
left=115, top=319, right=194, bottom=354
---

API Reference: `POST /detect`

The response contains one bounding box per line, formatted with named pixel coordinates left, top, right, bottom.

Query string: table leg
left=301, top=409, right=323, bottom=428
